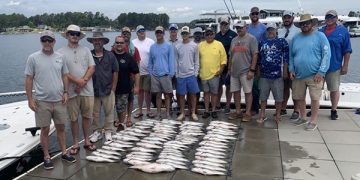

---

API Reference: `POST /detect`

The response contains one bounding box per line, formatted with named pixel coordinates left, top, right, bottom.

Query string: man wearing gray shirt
left=25, top=30, right=75, bottom=170
left=58, top=24, right=96, bottom=154
left=174, top=26, right=200, bottom=121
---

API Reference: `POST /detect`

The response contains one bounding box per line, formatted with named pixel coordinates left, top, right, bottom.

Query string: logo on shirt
left=120, top=59, right=126, bottom=64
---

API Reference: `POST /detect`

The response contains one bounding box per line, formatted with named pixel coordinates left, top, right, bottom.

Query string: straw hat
left=61, top=24, right=86, bottom=39
left=86, top=31, right=109, bottom=44
left=294, top=14, right=318, bottom=28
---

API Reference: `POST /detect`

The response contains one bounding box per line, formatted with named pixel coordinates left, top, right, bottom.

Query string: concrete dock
left=16, top=109, right=360, bottom=180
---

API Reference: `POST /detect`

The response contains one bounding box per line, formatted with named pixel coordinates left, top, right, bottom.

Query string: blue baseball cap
left=169, top=23, right=178, bottom=30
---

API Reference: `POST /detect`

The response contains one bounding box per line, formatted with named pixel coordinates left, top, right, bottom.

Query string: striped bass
left=191, top=167, right=226, bottom=176
left=102, top=145, right=126, bottom=152
left=86, top=156, right=119, bottom=163
left=193, top=163, right=227, bottom=172
left=131, top=147, right=157, bottom=153
left=96, top=149, right=122, bottom=156
left=194, top=156, right=227, bottom=164
left=123, top=159, right=151, bottom=166
left=195, top=152, right=226, bottom=159
left=92, top=151, right=121, bottom=160
left=136, top=142, right=163, bottom=149
left=130, top=163, right=175, bottom=173
left=195, top=148, right=226, bottom=156
left=192, top=160, right=226, bottom=168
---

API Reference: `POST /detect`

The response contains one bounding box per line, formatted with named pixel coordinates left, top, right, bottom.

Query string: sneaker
left=191, top=113, right=199, bottom=121
left=306, top=111, right=312, bottom=117
left=330, top=110, right=339, bottom=120
left=290, top=111, right=300, bottom=122
left=280, top=109, right=287, bottom=116
left=242, top=114, right=252, bottom=122
left=61, top=154, right=76, bottom=163
left=293, top=118, right=308, bottom=126
left=177, top=113, right=185, bottom=121
left=90, top=131, right=102, bottom=143
left=223, top=106, right=231, bottom=114
left=202, top=112, right=210, bottom=119
left=304, top=122, right=318, bottom=131
left=211, top=112, right=218, bottom=119
left=256, top=117, right=268, bottom=123
left=43, top=158, right=54, bottom=170
left=105, top=131, right=113, bottom=141
left=228, top=112, right=242, bottom=120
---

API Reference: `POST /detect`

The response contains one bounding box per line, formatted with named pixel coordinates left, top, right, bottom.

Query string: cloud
left=6, top=0, right=21, bottom=6
left=157, top=6, right=167, bottom=12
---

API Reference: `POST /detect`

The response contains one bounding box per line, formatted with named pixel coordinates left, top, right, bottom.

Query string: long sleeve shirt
left=148, top=42, right=175, bottom=77
left=289, top=31, right=331, bottom=79
left=174, top=41, right=199, bottom=78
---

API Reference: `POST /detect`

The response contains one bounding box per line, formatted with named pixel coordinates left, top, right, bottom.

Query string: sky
left=0, top=0, right=359, bottom=22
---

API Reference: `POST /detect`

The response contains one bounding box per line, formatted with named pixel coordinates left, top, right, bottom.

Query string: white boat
left=342, top=16, right=360, bottom=37
left=0, top=92, right=55, bottom=171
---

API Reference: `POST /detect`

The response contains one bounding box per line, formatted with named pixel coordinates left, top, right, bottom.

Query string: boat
left=342, top=16, right=360, bottom=37
left=0, top=91, right=55, bottom=174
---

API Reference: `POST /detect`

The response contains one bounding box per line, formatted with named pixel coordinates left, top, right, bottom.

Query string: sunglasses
left=137, top=29, right=145, bottom=33
left=68, top=31, right=81, bottom=37
left=220, top=22, right=229, bottom=26
left=325, top=14, right=336, bottom=19
left=235, top=26, right=244, bottom=30
left=251, top=12, right=259, bottom=16
left=205, top=33, right=214, bottom=37
left=180, top=32, right=189, bottom=36
left=155, top=31, right=163, bottom=34
left=299, top=20, right=312, bottom=27
left=115, top=41, right=125, bottom=45
left=41, top=38, right=54, bottom=43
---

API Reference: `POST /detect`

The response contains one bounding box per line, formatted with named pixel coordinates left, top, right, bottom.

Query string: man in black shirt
left=113, top=36, right=139, bottom=131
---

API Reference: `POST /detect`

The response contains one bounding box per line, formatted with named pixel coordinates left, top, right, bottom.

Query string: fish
left=131, top=147, right=157, bottom=153
left=125, top=154, right=153, bottom=160
left=110, top=140, right=134, bottom=145
left=196, top=148, right=227, bottom=156
left=204, top=134, right=237, bottom=140
left=192, top=163, right=227, bottom=172
left=86, top=155, right=118, bottom=163
left=106, top=142, right=133, bottom=148
left=136, top=142, right=162, bottom=149
left=163, top=145, right=186, bottom=151
left=102, top=145, right=126, bottom=152
left=161, top=119, right=182, bottom=125
left=192, top=160, right=226, bottom=168
left=123, top=159, right=151, bottom=166
left=96, top=149, right=122, bottom=156
left=199, top=140, right=228, bottom=147
left=191, top=167, right=226, bottom=176
left=127, top=151, right=153, bottom=157
left=156, top=159, right=187, bottom=166
left=130, top=163, right=175, bottom=173
left=140, top=139, right=163, bottom=145
left=158, top=155, right=189, bottom=162
left=195, top=152, right=227, bottom=159
left=128, top=128, right=151, bottom=134
left=159, top=162, right=188, bottom=170
left=202, top=136, right=231, bottom=143
left=182, top=121, right=204, bottom=126
left=92, top=151, right=121, bottom=160
left=123, top=131, right=147, bottom=137
left=197, top=145, right=227, bottom=152
left=158, top=153, right=184, bottom=158
left=194, top=156, right=228, bottom=164
left=112, top=134, right=140, bottom=141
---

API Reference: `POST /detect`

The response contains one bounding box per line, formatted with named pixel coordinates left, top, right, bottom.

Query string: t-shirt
left=58, top=45, right=95, bottom=98
left=215, top=29, right=237, bottom=74
left=24, top=51, right=69, bottom=102
left=259, top=38, right=289, bottom=79
left=113, top=52, right=139, bottom=94
left=289, top=31, right=331, bottom=79
left=198, top=40, right=227, bottom=80
left=247, top=23, right=267, bottom=42
left=229, top=33, right=258, bottom=78
left=174, top=41, right=200, bottom=78
left=319, top=24, right=352, bottom=72
left=132, top=37, right=155, bottom=75
left=148, top=42, right=176, bottom=77
left=92, top=49, right=119, bottom=97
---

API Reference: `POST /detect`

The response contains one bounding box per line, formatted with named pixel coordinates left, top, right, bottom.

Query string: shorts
left=325, top=70, right=340, bottom=92
left=67, top=96, right=94, bottom=122
left=140, top=75, right=151, bottom=91
left=220, top=73, right=231, bottom=87
left=151, top=75, right=173, bottom=93
left=230, top=74, right=254, bottom=94
left=292, top=76, right=323, bottom=101
left=201, top=76, right=220, bottom=95
left=115, top=94, right=129, bottom=114
left=259, top=78, right=284, bottom=102
left=35, top=100, right=68, bottom=127
left=176, top=75, right=200, bottom=95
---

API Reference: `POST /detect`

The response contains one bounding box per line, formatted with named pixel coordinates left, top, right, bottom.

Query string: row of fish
left=85, top=118, right=239, bottom=176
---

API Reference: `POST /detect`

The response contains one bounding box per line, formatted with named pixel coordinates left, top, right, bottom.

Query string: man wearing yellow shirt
left=199, top=27, right=227, bottom=119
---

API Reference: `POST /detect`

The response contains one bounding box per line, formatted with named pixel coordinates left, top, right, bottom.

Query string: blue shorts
left=176, top=75, right=200, bottom=96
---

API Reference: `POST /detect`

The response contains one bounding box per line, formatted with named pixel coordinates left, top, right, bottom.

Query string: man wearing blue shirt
left=148, top=26, right=176, bottom=119
left=247, top=7, right=267, bottom=116
left=289, top=14, right=331, bottom=131
left=319, top=10, right=352, bottom=120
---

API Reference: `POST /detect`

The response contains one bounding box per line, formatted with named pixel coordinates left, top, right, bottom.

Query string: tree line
left=0, top=12, right=170, bottom=31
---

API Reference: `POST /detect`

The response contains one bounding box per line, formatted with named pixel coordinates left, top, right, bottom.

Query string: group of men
left=25, top=6, right=351, bottom=170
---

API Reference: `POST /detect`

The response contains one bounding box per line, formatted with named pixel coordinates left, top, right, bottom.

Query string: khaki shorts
left=35, top=100, right=68, bottom=127
left=140, top=75, right=151, bottom=91
left=230, top=75, right=254, bottom=94
left=115, top=94, right=129, bottom=114
left=151, top=75, right=173, bottom=93
left=292, top=76, right=323, bottom=101
left=201, top=76, right=220, bottom=95
left=67, top=96, right=94, bottom=122
left=325, top=70, right=340, bottom=92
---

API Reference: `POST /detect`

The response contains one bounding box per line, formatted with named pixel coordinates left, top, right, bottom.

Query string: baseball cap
left=250, top=7, right=259, bottom=13
left=122, top=26, right=131, bottom=33
left=136, top=25, right=145, bottom=32
left=219, top=16, right=230, bottom=23
left=155, top=26, right=164, bottom=32
left=40, top=30, right=55, bottom=39
left=283, top=10, right=294, bottom=17
left=181, top=26, right=190, bottom=33
left=266, top=23, right=277, bottom=30
left=169, top=23, right=178, bottom=30
left=193, top=27, right=203, bottom=34
left=204, top=27, right=214, bottom=33
left=326, top=10, right=338, bottom=16
left=234, top=21, right=246, bottom=28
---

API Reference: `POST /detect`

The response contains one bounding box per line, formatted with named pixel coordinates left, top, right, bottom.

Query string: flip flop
left=116, top=124, right=125, bottom=132
left=126, top=120, right=133, bottom=127
left=83, top=144, right=96, bottom=151
left=134, top=113, right=143, bottom=119
left=146, top=112, right=155, bottom=118
left=69, top=146, right=80, bottom=155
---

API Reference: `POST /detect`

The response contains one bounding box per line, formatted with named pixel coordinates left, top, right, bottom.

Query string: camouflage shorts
left=115, top=94, right=129, bottom=114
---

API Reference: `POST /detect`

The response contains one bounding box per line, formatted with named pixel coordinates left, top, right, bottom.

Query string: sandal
left=146, top=112, right=155, bottom=118
left=134, top=113, right=143, bottom=119
left=69, top=146, right=80, bottom=155
left=256, top=117, right=268, bottom=123
left=83, top=144, right=96, bottom=151
left=126, top=120, right=133, bottom=127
